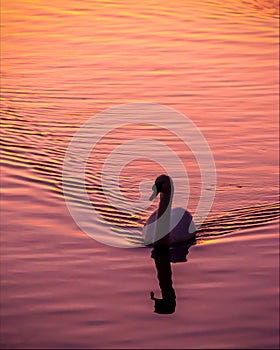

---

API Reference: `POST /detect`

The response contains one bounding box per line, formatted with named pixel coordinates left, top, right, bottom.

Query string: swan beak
left=149, top=184, right=158, bottom=201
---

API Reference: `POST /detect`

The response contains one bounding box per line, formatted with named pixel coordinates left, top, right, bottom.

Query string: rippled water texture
left=1, top=0, right=279, bottom=348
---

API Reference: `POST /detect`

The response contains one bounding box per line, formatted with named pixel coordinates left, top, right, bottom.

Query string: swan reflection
left=150, top=239, right=195, bottom=314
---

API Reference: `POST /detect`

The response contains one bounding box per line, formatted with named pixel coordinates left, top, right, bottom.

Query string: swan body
left=143, top=207, right=196, bottom=246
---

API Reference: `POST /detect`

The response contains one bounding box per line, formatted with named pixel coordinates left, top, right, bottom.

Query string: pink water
left=1, top=0, right=279, bottom=348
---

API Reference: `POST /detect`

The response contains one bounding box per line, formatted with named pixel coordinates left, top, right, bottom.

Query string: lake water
left=1, top=0, right=279, bottom=348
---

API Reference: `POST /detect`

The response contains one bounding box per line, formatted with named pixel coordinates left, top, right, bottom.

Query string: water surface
left=1, top=0, right=279, bottom=348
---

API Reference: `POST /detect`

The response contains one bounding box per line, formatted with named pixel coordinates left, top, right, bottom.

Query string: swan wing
left=169, top=208, right=196, bottom=244
left=143, top=208, right=196, bottom=245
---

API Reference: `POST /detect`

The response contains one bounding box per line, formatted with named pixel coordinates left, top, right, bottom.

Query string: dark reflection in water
left=150, top=238, right=196, bottom=314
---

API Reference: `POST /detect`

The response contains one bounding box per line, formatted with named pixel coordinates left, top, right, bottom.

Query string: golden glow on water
left=1, top=0, right=279, bottom=229
left=1, top=0, right=278, bottom=200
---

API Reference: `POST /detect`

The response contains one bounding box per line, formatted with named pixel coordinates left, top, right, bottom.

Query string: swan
left=143, top=174, right=196, bottom=248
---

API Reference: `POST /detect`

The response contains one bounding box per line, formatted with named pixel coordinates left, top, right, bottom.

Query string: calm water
left=1, top=0, right=279, bottom=348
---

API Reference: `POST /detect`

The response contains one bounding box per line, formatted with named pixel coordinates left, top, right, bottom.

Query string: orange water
left=1, top=0, right=279, bottom=348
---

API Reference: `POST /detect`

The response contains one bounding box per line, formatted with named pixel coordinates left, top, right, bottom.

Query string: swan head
left=149, top=174, right=173, bottom=201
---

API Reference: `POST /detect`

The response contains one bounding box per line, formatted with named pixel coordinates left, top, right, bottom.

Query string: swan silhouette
left=143, top=174, right=196, bottom=255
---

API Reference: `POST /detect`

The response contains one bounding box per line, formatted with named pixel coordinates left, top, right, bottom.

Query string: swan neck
left=155, top=192, right=173, bottom=245
left=158, top=192, right=172, bottom=216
